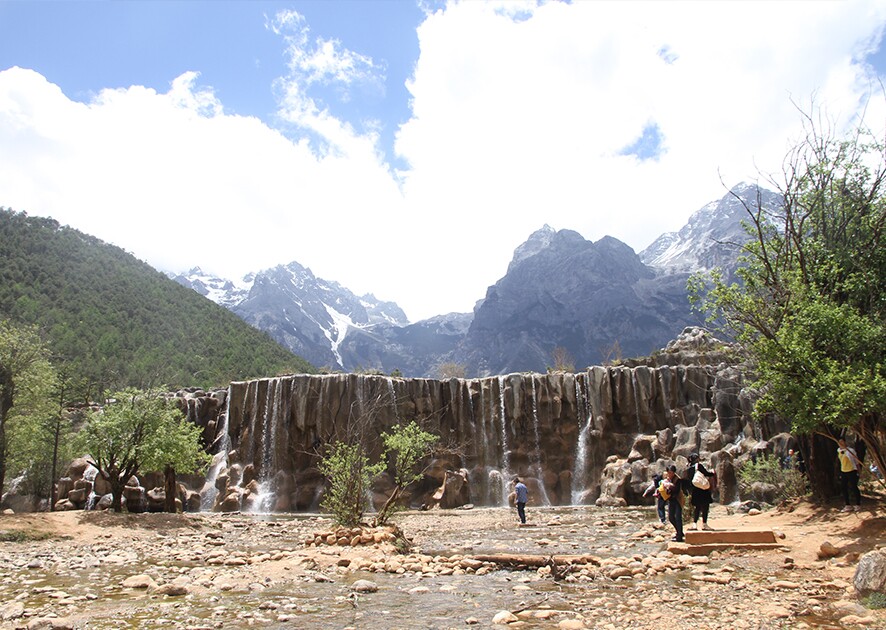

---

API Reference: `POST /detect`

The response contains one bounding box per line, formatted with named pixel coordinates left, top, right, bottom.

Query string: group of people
left=643, top=453, right=715, bottom=542
left=513, top=436, right=872, bottom=534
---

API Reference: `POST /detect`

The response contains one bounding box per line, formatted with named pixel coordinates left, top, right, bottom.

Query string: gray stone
left=854, top=549, right=886, bottom=597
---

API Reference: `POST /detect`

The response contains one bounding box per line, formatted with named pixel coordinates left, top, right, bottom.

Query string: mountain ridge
left=170, top=183, right=780, bottom=377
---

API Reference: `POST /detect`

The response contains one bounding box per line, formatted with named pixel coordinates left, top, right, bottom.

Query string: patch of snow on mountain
left=323, top=304, right=356, bottom=368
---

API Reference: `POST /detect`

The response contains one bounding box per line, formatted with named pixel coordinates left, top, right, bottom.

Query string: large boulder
left=854, top=549, right=886, bottom=597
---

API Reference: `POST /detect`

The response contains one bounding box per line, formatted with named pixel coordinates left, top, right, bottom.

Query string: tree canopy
left=0, top=320, right=57, bottom=498
left=77, top=389, right=211, bottom=512
left=0, top=209, right=315, bottom=394
left=689, top=109, right=885, bottom=494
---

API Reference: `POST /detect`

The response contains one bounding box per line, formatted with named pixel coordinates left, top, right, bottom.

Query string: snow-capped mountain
left=172, top=183, right=780, bottom=377
left=639, top=182, right=782, bottom=276
left=170, top=261, right=409, bottom=371
left=168, top=267, right=253, bottom=308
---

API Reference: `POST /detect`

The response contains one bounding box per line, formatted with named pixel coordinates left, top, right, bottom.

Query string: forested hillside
left=0, top=208, right=314, bottom=390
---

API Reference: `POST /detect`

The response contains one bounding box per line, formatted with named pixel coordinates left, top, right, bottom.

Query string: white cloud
left=1, top=0, right=885, bottom=323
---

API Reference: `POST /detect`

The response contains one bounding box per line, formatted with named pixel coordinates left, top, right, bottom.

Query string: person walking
left=660, top=465, right=684, bottom=542
left=686, top=453, right=715, bottom=530
left=837, top=438, right=862, bottom=511
left=643, top=473, right=666, bottom=524
left=513, top=477, right=528, bottom=524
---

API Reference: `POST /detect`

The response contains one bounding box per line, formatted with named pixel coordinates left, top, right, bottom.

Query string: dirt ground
left=1, top=495, right=884, bottom=629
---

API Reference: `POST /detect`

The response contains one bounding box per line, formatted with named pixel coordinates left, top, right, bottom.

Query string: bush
left=737, top=454, right=807, bottom=502
left=318, top=441, right=376, bottom=527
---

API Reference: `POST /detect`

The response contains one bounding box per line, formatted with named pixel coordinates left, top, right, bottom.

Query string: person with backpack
left=686, top=452, right=716, bottom=530
left=659, top=465, right=684, bottom=542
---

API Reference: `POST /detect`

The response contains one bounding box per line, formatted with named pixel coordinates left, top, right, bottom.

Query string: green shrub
left=863, top=592, right=886, bottom=610
left=737, top=453, right=808, bottom=502
left=318, top=441, right=377, bottom=527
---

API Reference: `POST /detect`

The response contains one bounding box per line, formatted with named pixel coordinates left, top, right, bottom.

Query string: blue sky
left=1, top=1, right=886, bottom=321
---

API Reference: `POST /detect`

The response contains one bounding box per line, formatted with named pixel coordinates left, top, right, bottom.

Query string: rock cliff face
left=171, top=184, right=781, bottom=378
left=192, top=357, right=783, bottom=514
left=456, top=229, right=702, bottom=375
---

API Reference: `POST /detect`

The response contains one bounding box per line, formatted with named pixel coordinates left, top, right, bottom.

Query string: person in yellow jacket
left=837, top=438, right=862, bottom=512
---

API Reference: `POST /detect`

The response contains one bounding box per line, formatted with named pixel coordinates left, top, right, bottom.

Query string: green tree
left=0, top=320, right=56, bottom=496
left=77, top=389, right=210, bottom=512
left=318, top=441, right=374, bottom=527
left=689, top=110, right=885, bottom=496
left=373, top=421, right=439, bottom=526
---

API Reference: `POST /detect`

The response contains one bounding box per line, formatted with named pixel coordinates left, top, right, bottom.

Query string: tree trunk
left=164, top=465, right=177, bottom=513
left=109, top=468, right=124, bottom=513
left=0, top=368, right=14, bottom=496
left=374, top=486, right=401, bottom=526
left=800, top=434, right=838, bottom=503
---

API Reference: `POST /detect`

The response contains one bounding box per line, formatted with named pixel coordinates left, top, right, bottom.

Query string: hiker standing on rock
left=686, top=452, right=716, bottom=531
left=660, top=465, right=684, bottom=542
left=513, top=477, right=528, bottom=524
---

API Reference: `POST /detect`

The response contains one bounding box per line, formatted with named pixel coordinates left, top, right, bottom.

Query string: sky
left=1, top=0, right=886, bottom=323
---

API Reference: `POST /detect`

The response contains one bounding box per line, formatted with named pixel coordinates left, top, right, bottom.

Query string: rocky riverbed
left=0, top=502, right=883, bottom=629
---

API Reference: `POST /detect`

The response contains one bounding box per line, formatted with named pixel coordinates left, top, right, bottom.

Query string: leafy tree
left=689, top=110, right=885, bottom=496
left=0, top=320, right=56, bottom=496
left=77, top=389, right=210, bottom=512
left=373, top=421, right=439, bottom=526
left=318, top=441, right=374, bottom=527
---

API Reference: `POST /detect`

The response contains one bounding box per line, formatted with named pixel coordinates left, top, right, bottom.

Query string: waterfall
left=496, top=375, right=511, bottom=506
left=200, top=385, right=232, bottom=511
left=83, top=465, right=98, bottom=510
left=572, top=377, right=591, bottom=504
left=386, top=377, right=400, bottom=423
left=252, top=377, right=281, bottom=512
left=529, top=376, right=551, bottom=506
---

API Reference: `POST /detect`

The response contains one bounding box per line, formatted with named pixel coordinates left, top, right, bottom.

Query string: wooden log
left=467, top=553, right=599, bottom=568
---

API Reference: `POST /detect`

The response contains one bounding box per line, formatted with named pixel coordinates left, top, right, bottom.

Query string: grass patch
left=0, top=529, right=58, bottom=542
left=864, top=592, right=886, bottom=610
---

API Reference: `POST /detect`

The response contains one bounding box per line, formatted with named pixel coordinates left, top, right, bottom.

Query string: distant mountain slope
left=640, top=182, right=782, bottom=276
left=0, top=208, right=314, bottom=390
left=170, top=183, right=778, bottom=377
left=172, top=261, right=412, bottom=372
left=455, top=228, right=702, bottom=375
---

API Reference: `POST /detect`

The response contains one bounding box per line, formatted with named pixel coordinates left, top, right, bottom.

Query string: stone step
left=684, top=529, right=777, bottom=544
left=668, top=541, right=787, bottom=556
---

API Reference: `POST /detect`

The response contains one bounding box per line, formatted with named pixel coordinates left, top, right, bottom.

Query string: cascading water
left=495, top=375, right=511, bottom=506
left=253, top=377, right=281, bottom=512
left=571, top=376, right=592, bottom=504
left=200, top=386, right=233, bottom=511
left=386, top=377, right=400, bottom=423
left=83, top=465, right=99, bottom=510
left=528, top=376, right=551, bottom=506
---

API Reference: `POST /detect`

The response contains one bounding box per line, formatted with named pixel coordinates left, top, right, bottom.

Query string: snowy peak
left=171, top=260, right=409, bottom=371
left=167, top=267, right=252, bottom=308
left=639, top=183, right=782, bottom=274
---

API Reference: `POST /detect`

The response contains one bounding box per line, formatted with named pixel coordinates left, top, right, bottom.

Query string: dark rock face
left=190, top=362, right=786, bottom=513
left=171, top=185, right=781, bottom=378
left=456, top=229, right=704, bottom=375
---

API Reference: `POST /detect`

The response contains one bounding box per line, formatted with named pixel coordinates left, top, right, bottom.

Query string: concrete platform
left=668, top=529, right=786, bottom=556
left=685, top=529, right=777, bottom=544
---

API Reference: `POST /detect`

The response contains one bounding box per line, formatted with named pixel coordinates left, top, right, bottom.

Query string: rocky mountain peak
left=639, top=182, right=782, bottom=275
